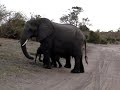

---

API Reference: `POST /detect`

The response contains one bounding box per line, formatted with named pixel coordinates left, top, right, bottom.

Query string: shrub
left=100, top=38, right=108, bottom=44
left=0, top=12, right=25, bottom=39
left=106, top=37, right=116, bottom=44
left=88, top=31, right=100, bottom=44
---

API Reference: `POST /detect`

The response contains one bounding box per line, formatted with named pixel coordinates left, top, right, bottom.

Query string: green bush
left=0, top=12, right=25, bottom=39
left=88, top=31, right=100, bottom=44
left=106, top=37, right=116, bottom=44
left=100, top=38, right=108, bottom=44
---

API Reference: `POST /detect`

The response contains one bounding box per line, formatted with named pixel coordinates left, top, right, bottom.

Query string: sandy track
left=0, top=38, right=120, bottom=90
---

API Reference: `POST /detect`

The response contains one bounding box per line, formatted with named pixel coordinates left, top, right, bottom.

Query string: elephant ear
left=37, top=23, right=54, bottom=41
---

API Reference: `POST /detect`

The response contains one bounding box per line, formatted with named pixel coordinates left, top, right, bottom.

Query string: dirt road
left=0, top=38, right=120, bottom=90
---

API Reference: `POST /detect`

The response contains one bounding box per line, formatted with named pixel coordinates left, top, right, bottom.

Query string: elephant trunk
left=20, top=39, right=34, bottom=60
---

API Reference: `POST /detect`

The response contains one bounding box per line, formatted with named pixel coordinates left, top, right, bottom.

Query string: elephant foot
left=43, top=64, right=51, bottom=69
left=53, top=64, right=57, bottom=68
left=71, top=69, right=84, bottom=73
left=64, top=64, right=71, bottom=68
left=51, top=63, right=57, bottom=68
left=51, top=62, right=58, bottom=68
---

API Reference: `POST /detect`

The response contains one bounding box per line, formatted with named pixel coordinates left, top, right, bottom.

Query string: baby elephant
left=35, top=47, right=62, bottom=68
left=34, top=47, right=43, bottom=63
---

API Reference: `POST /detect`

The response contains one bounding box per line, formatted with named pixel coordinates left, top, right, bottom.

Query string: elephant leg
left=71, top=55, right=84, bottom=73
left=64, top=56, right=71, bottom=68
left=43, top=57, right=51, bottom=69
left=39, top=54, right=42, bottom=62
left=51, top=59, right=57, bottom=68
left=52, top=61, right=57, bottom=67
left=34, top=53, right=38, bottom=63
left=43, top=51, right=51, bottom=69
left=40, top=42, right=51, bottom=69
left=51, top=55, right=57, bottom=68
left=57, top=61, right=62, bottom=68
left=56, top=57, right=62, bottom=68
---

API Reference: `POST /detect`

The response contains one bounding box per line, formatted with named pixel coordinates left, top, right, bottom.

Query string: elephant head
left=20, top=18, right=54, bottom=59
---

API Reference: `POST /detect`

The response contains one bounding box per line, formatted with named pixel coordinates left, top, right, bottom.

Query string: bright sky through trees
left=1, top=0, right=120, bottom=31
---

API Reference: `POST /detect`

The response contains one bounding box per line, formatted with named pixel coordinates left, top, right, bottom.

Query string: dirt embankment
left=0, top=38, right=120, bottom=90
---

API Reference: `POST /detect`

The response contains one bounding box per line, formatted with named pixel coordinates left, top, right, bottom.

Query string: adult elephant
left=20, top=18, right=87, bottom=73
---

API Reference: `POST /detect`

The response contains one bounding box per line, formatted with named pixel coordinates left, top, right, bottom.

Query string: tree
left=0, top=4, right=11, bottom=24
left=0, top=12, right=26, bottom=39
left=79, top=25, right=89, bottom=32
left=117, top=27, right=120, bottom=32
left=30, top=14, right=41, bottom=20
left=60, top=6, right=83, bottom=27
left=79, top=17, right=92, bottom=26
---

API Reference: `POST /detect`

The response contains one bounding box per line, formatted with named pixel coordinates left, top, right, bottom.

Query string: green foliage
left=0, top=12, right=25, bottom=39
left=88, top=31, right=100, bottom=44
left=0, top=4, right=26, bottom=39
left=80, top=25, right=89, bottom=32
left=80, top=27, right=120, bottom=44
left=99, top=31, right=120, bottom=44
left=60, top=6, right=83, bottom=27
left=79, top=25, right=90, bottom=40
left=106, top=37, right=116, bottom=44
left=30, top=15, right=41, bottom=20
left=100, top=38, right=108, bottom=44
left=80, top=18, right=91, bottom=26
left=0, top=4, right=11, bottom=24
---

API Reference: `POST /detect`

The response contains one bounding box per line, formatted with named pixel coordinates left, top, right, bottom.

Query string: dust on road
left=0, top=38, right=120, bottom=90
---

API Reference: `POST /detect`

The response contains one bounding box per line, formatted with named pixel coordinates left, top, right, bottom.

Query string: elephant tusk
left=22, top=39, right=28, bottom=46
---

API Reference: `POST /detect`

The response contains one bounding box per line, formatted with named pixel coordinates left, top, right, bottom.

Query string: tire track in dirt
left=101, top=46, right=120, bottom=90
left=93, top=48, right=112, bottom=90
left=92, top=45, right=120, bottom=90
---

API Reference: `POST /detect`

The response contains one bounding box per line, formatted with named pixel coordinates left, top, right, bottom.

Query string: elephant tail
left=84, top=40, right=88, bottom=64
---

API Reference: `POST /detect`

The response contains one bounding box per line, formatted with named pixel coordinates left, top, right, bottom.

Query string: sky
left=1, top=0, right=120, bottom=31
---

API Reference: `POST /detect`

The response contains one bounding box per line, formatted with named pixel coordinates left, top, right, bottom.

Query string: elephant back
left=52, top=23, right=77, bottom=42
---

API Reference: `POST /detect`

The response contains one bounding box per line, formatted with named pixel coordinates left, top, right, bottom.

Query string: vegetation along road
left=0, top=38, right=120, bottom=90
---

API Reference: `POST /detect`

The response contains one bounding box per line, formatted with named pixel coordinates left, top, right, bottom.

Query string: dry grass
left=0, top=38, right=41, bottom=78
